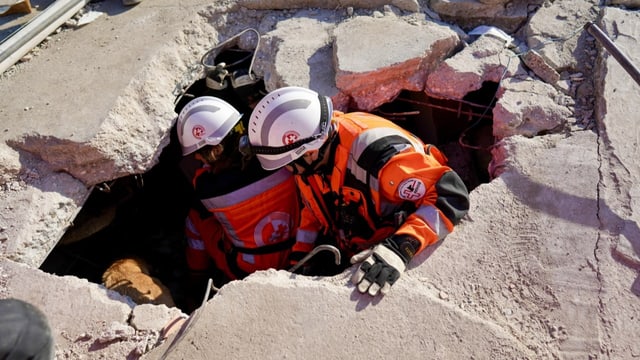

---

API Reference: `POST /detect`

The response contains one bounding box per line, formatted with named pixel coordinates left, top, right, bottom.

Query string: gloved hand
left=350, top=235, right=420, bottom=296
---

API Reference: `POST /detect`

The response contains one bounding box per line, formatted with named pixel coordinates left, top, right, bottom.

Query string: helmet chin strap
left=295, top=127, right=338, bottom=176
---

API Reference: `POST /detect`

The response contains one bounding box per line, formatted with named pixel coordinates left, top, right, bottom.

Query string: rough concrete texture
left=425, top=34, right=574, bottom=138
left=426, top=34, right=524, bottom=99
left=0, top=0, right=639, bottom=359
left=0, top=258, right=186, bottom=358
left=256, top=13, right=338, bottom=97
left=525, top=0, right=600, bottom=72
left=429, top=0, right=543, bottom=33
left=592, top=8, right=640, bottom=357
left=236, top=0, right=420, bottom=12
left=493, top=77, right=573, bottom=138
left=333, top=14, right=461, bottom=111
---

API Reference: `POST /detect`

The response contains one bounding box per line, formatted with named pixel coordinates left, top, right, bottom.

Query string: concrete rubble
left=0, top=0, right=639, bottom=358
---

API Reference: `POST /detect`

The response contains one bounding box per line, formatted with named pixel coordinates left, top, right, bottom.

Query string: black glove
left=350, top=235, right=420, bottom=296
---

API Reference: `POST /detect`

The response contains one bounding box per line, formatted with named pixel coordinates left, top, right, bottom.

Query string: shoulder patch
left=397, top=178, right=426, bottom=201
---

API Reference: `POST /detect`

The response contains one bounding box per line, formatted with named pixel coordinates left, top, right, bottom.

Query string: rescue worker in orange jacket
left=245, top=86, right=470, bottom=296
left=176, top=96, right=300, bottom=308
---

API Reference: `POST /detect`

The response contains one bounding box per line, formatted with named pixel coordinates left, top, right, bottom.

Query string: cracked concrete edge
left=145, top=269, right=539, bottom=359
left=235, top=0, right=421, bottom=12
left=0, top=12, right=218, bottom=266
left=524, top=0, right=600, bottom=72
left=0, top=257, right=186, bottom=359
left=6, top=30, right=208, bottom=186
left=333, top=14, right=463, bottom=111
left=0, top=151, right=89, bottom=267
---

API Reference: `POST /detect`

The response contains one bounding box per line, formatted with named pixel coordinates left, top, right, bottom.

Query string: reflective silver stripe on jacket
left=348, top=127, right=424, bottom=190
left=185, top=217, right=205, bottom=250
left=213, top=212, right=242, bottom=248
left=296, top=228, right=318, bottom=244
left=187, top=237, right=205, bottom=250
left=201, top=168, right=291, bottom=209
left=413, top=204, right=450, bottom=240
left=242, top=254, right=255, bottom=264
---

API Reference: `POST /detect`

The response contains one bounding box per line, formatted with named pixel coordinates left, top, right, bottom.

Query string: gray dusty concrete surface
left=1, top=0, right=640, bottom=359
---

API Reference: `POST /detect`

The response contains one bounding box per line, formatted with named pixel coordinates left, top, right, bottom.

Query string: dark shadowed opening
left=39, top=129, right=194, bottom=311
left=367, top=82, right=498, bottom=191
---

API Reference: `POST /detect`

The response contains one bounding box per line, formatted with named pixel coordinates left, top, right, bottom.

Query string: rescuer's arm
left=350, top=150, right=469, bottom=296
left=183, top=209, right=222, bottom=312
left=289, top=205, right=321, bottom=269
left=383, top=150, right=469, bottom=252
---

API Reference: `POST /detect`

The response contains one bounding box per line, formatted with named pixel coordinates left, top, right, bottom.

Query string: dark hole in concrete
left=369, top=81, right=498, bottom=191
left=39, top=82, right=498, bottom=312
left=40, top=130, right=195, bottom=311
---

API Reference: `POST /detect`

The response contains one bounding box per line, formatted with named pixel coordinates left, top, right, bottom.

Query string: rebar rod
left=395, top=97, right=493, bottom=121
left=585, top=22, right=640, bottom=87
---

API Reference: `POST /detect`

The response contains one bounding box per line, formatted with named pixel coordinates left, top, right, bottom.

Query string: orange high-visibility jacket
left=186, top=165, right=299, bottom=279
left=294, top=111, right=469, bottom=258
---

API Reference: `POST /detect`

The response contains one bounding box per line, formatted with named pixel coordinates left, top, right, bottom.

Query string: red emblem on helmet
left=192, top=125, right=206, bottom=139
left=282, top=131, right=300, bottom=145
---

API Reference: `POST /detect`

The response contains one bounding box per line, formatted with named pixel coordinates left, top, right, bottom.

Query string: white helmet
left=177, top=96, right=242, bottom=155
left=247, top=86, right=333, bottom=170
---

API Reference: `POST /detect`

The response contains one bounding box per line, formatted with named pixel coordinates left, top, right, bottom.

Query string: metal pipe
left=585, top=22, right=640, bottom=87
left=0, top=0, right=90, bottom=74
left=289, top=244, right=342, bottom=273
left=395, top=97, right=494, bottom=121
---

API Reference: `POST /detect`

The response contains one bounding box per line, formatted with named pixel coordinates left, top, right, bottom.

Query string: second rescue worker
left=245, top=86, right=470, bottom=296
left=176, top=96, right=300, bottom=309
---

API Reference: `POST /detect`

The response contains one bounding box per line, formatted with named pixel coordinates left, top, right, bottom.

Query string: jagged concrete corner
left=333, top=13, right=461, bottom=111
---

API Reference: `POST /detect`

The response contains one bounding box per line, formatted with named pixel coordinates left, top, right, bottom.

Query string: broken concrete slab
left=428, top=132, right=603, bottom=358
left=518, top=46, right=561, bottom=85
left=429, top=0, right=541, bottom=33
left=592, top=9, right=640, bottom=357
left=0, top=153, right=87, bottom=267
left=0, top=257, right=185, bottom=359
left=257, top=15, right=338, bottom=97
left=493, top=77, right=573, bottom=138
left=145, top=269, right=538, bottom=359
left=0, top=0, right=213, bottom=187
left=426, top=34, right=524, bottom=100
left=333, top=13, right=461, bottom=111
left=426, top=34, right=573, bottom=139
left=525, top=0, right=600, bottom=72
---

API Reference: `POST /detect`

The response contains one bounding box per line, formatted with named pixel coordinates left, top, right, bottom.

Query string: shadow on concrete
left=503, top=170, right=640, bottom=297
left=8, top=133, right=131, bottom=186
left=347, top=241, right=443, bottom=311
left=85, top=0, right=139, bottom=18
left=9, top=140, right=91, bottom=206
left=349, top=280, right=384, bottom=311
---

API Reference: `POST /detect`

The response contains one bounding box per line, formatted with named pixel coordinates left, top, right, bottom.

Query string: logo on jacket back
left=398, top=178, right=425, bottom=200
left=255, top=211, right=291, bottom=245
left=282, top=131, right=300, bottom=145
